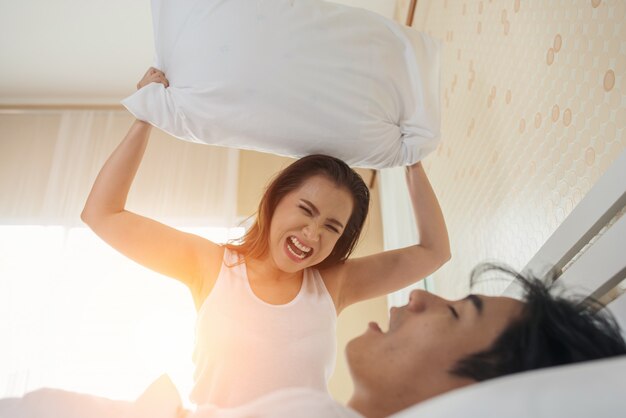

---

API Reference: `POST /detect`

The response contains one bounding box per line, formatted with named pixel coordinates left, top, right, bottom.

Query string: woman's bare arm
left=82, top=71, right=222, bottom=306
left=329, top=162, right=451, bottom=312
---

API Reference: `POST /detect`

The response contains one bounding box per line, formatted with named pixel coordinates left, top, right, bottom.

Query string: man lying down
left=2, top=264, right=625, bottom=418
left=185, top=264, right=626, bottom=418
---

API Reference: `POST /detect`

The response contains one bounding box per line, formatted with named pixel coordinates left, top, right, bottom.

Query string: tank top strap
left=222, top=247, right=242, bottom=267
left=197, top=247, right=244, bottom=315
left=303, top=268, right=337, bottom=316
left=218, top=248, right=248, bottom=283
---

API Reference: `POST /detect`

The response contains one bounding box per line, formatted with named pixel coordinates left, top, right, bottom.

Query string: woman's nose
left=303, top=222, right=320, bottom=242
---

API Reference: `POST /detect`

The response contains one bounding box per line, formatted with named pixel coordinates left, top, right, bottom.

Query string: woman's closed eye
left=299, top=205, right=340, bottom=234
left=299, top=205, right=313, bottom=215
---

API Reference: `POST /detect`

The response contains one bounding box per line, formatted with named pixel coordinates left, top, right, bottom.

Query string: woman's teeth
left=291, top=236, right=311, bottom=252
left=288, top=236, right=312, bottom=259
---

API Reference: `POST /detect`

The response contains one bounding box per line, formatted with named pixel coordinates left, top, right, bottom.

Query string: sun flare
left=0, top=225, right=244, bottom=404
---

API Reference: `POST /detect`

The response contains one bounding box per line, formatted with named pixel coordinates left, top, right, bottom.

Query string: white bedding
left=189, top=388, right=360, bottom=418
left=0, top=388, right=133, bottom=418
left=392, top=355, right=626, bottom=418
left=122, top=0, right=441, bottom=168
left=0, top=379, right=358, bottom=418
left=3, top=357, right=626, bottom=417
left=0, top=375, right=180, bottom=418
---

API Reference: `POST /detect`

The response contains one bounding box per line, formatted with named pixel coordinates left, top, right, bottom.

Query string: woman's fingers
left=142, top=67, right=157, bottom=78
left=137, top=68, right=169, bottom=90
left=151, top=73, right=169, bottom=88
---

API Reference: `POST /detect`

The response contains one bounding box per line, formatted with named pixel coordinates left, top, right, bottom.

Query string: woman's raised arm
left=329, top=162, right=451, bottom=312
left=81, top=74, right=223, bottom=307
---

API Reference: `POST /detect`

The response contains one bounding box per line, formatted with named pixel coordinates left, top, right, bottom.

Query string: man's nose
left=408, top=289, right=445, bottom=312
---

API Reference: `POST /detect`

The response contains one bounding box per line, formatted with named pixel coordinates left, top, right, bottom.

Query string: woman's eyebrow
left=464, top=294, right=483, bottom=316
left=301, top=199, right=345, bottom=229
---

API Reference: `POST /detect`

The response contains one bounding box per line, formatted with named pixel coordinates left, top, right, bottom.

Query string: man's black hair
left=450, top=263, right=626, bottom=381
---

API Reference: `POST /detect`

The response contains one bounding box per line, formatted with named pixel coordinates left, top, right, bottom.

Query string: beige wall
left=237, top=150, right=388, bottom=403
left=410, top=0, right=626, bottom=298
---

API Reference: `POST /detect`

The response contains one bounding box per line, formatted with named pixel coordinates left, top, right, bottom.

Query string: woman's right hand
left=137, top=67, right=170, bottom=90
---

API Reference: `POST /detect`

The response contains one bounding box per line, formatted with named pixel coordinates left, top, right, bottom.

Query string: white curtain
left=379, top=167, right=434, bottom=309
left=0, top=111, right=239, bottom=226
left=0, top=111, right=240, bottom=403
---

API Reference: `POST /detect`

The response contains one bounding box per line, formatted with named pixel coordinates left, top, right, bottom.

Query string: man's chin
left=345, top=332, right=375, bottom=364
left=344, top=335, right=361, bottom=362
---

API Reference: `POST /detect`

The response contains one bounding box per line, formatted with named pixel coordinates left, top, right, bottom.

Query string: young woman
left=81, top=68, right=450, bottom=407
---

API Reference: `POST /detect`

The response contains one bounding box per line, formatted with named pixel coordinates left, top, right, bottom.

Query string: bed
left=391, top=148, right=626, bottom=417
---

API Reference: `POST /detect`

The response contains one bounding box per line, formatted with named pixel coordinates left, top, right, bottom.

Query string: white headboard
left=504, top=149, right=626, bottom=330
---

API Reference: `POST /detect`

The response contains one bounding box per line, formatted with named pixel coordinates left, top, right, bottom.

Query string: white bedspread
left=189, top=388, right=361, bottom=418
left=0, top=376, right=359, bottom=418
left=3, top=357, right=626, bottom=417
left=0, top=375, right=181, bottom=418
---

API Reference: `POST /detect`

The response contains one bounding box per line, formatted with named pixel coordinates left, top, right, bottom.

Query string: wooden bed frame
left=406, top=0, right=418, bottom=26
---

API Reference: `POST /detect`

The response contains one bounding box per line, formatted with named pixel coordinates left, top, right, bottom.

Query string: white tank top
left=190, top=248, right=337, bottom=407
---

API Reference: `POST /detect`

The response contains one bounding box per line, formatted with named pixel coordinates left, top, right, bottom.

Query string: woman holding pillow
left=81, top=69, right=450, bottom=408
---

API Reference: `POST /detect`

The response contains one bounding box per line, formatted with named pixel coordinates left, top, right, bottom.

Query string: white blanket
left=122, top=0, right=441, bottom=168
left=3, top=357, right=626, bottom=417
left=0, top=375, right=181, bottom=418
left=0, top=381, right=357, bottom=418
left=189, top=388, right=360, bottom=418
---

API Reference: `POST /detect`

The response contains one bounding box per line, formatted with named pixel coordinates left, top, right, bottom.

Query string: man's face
left=346, top=289, right=524, bottom=400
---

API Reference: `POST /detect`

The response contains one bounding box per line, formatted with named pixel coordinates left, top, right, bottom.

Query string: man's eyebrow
left=464, top=294, right=483, bottom=316
left=301, top=199, right=345, bottom=229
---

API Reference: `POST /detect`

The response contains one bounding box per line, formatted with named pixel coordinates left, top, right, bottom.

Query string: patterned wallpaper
left=410, top=0, right=625, bottom=298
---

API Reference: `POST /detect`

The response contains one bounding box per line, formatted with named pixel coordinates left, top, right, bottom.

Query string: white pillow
left=122, top=0, right=441, bottom=169
left=391, top=355, right=626, bottom=418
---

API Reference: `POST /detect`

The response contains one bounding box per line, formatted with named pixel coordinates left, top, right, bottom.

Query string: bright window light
left=0, top=225, right=244, bottom=405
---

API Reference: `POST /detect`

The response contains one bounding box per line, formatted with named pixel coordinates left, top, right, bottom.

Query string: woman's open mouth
left=285, top=235, right=314, bottom=262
